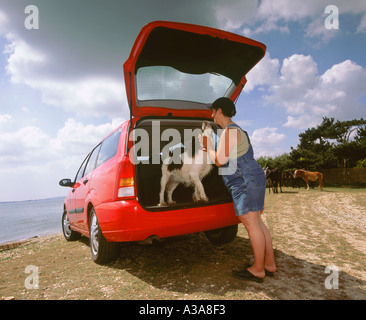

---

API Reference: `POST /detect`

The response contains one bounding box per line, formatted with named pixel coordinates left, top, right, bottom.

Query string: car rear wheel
left=89, top=207, right=120, bottom=264
left=204, top=224, right=238, bottom=246
left=62, top=210, right=81, bottom=241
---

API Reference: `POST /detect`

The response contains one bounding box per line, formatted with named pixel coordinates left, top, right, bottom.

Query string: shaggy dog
left=158, top=121, right=215, bottom=206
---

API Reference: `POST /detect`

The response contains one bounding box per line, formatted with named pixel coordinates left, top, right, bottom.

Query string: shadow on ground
left=78, top=233, right=366, bottom=300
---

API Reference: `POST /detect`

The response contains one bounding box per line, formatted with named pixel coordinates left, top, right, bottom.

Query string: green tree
left=290, top=117, right=366, bottom=169
left=257, top=153, right=294, bottom=171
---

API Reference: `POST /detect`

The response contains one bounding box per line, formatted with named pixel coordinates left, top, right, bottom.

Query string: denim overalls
left=220, top=124, right=266, bottom=216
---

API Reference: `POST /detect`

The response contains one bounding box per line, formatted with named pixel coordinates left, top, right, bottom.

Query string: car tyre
left=204, top=224, right=238, bottom=246
left=89, top=207, right=120, bottom=264
left=62, top=210, right=81, bottom=241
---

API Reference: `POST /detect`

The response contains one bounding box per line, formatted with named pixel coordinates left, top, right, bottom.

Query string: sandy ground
left=1, top=187, right=365, bottom=300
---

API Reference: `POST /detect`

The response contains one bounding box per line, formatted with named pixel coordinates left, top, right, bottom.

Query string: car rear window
left=136, top=66, right=232, bottom=104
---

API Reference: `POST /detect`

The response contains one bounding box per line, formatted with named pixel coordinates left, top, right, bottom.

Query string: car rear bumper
left=95, top=199, right=238, bottom=242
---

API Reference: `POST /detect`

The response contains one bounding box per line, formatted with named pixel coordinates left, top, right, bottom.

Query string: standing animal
left=158, top=121, right=214, bottom=206
left=294, top=169, right=323, bottom=191
left=281, top=171, right=294, bottom=187
left=264, top=167, right=282, bottom=193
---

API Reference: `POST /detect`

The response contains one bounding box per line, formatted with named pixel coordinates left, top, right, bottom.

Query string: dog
left=157, top=121, right=215, bottom=206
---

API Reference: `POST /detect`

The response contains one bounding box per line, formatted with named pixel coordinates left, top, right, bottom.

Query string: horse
left=281, top=171, right=294, bottom=187
left=293, top=169, right=323, bottom=191
left=264, top=167, right=282, bottom=193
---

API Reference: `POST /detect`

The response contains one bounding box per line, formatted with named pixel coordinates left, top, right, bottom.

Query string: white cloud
left=242, top=21, right=290, bottom=37
left=215, top=0, right=258, bottom=30
left=0, top=125, right=51, bottom=163
left=264, top=55, right=366, bottom=129
left=5, top=37, right=47, bottom=83
left=217, top=0, right=323, bottom=36
left=36, top=77, right=126, bottom=117
left=0, top=113, right=12, bottom=127
left=250, top=127, right=287, bottom=157
left=258, top=0, right=322, bottom=20
left=216, top=0, right=366, bottom=40
left=304, top=16, right=339, bottom=43
left=251, top=127, right=286, bottom=145
left=244, top=53, right=280, bottom=93
left=265, top=54, right=319, bottom=114
left=310, top=59, right=366, bottom=120
left=283, top=115, right=319, bottom=129
left=56, top=118, right=124, bottom=155
left=0, top=117, right=126, bottom=200
left=279, top=54, right=319, bottom=88
left=4, top=36, right=127, bottom=118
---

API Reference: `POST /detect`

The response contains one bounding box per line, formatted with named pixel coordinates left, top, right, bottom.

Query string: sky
left=0, top=0, right=365, bottom=201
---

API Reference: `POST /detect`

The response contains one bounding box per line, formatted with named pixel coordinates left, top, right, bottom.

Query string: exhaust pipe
left=138, top=235, right=161, bottom=245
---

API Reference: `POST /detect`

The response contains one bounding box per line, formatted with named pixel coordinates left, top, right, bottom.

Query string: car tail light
left=116, top=158, right=135, bottom=200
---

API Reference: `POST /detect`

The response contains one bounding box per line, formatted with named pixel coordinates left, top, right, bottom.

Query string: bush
left=356, top=159, right=366, bottom=168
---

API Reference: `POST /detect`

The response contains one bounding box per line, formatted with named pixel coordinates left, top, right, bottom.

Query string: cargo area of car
left=133, top=118, right=232, bottom=210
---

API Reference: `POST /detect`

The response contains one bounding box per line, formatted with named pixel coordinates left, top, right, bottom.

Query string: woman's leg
left=258, top=214, right=276, bottom=273
left=238, top=211, right=266, bottom=278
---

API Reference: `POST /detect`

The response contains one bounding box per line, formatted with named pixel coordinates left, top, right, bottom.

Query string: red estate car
left=59, top=21, right=266, bottom=264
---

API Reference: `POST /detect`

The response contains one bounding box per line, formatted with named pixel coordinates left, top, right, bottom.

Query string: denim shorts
left=222, top=157, right=266, bottom=216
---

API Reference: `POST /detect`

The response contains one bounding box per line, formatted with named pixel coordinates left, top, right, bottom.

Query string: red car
left=59, top=21, right=266, bottom=264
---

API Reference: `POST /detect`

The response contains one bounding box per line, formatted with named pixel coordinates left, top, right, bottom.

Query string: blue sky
left=0, top=0, right=365, bottom=201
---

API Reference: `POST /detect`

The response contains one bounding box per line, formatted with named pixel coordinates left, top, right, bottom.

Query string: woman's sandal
left=232, top=268, right=264, bottom=283
left=243, top=263, right=276, bottom=277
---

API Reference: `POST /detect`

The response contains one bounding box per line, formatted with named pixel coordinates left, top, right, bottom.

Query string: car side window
left=84, top=143, right=101, bottom=177
left=75, top=153, right=91, bottom=182
left=96, top=128, right=121, bottom=167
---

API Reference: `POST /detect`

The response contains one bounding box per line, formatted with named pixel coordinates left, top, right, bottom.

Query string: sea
left=0, top=197, right=65, bottom=245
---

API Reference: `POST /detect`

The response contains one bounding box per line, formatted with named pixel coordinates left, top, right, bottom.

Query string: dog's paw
left=167, top=200, right=176, bottom=205
left=157, top=202, right=167, bottom=206
left=192, top=196, right=208, bottom=203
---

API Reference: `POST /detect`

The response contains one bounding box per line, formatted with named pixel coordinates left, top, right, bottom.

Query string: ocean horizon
left=0, top=195, right=65, bottom=204
left=0, top=196, right=66, bottom=245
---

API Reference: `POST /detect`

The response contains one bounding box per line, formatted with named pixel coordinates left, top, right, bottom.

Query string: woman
left=201, top=97, right=276, bottom=282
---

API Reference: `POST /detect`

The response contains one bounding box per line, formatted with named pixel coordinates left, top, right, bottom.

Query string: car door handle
left=83, top=178, right=89, bottom=185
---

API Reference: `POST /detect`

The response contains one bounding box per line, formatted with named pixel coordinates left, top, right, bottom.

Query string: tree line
left=257, top=117, right=366, bottom=171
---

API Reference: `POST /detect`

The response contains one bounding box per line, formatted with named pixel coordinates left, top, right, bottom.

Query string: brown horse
left=264, top=167, right=282, bottom=193
left=294, top=169, right=323, bottom=191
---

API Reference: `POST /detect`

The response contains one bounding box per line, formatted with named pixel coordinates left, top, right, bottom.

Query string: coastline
left=0, top=232, right=62, bottom=251
left=0, top=196, right=65, bottom=204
